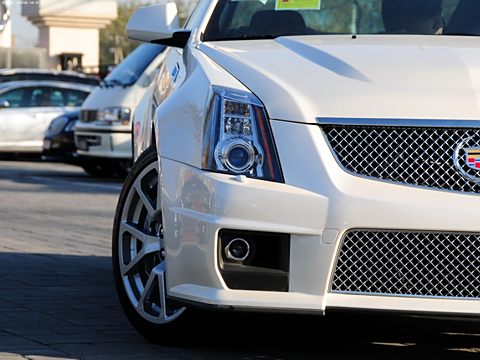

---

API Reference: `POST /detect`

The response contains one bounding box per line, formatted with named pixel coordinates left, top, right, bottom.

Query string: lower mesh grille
left=332, top=230, right=480, bottom=299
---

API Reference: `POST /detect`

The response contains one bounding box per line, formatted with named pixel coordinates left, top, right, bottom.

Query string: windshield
left=204, top=0, right=479, bottom=41
left=102, top=44, right=165, bottom=87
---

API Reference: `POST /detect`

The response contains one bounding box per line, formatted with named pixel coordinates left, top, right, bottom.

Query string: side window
left=50, top=89, right=65, bottom=107
left=27, top=87, right=88, bottom=108
left=0, top=87, right=85, bottom=108
left=0, top=88, right=29, bottom=108
left=30, top=88, right=52, bottom=107
left=64, top=89, right=88, bottom=107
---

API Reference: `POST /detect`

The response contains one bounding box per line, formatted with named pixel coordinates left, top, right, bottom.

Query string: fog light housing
left=218, top=229, right=290, bottom=292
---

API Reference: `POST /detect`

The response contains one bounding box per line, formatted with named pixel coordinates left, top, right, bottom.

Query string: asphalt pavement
left=0, top=160, right=478, bottom=360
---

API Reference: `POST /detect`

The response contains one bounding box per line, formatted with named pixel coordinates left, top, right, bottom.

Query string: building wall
left=22, top=0, right=117, bottom=21
left=40, top=27, right=99, bottom=69
left=0, top=3, right=12, bottom=48
left=22, top=0, right=117, bottom=72
left=0, top=21, right=12, bottom=48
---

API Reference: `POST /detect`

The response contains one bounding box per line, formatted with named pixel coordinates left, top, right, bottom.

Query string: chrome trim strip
left=316, top=117, right=480, bottom=128
left=330, top=289, right=480, bottom=301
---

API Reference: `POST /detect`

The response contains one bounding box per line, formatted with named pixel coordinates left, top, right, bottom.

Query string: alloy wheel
left=117, top=161, right=185, bottom=324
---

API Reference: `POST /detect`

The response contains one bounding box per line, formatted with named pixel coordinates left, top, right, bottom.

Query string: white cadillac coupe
left=112, top=0, right=480, bottom=340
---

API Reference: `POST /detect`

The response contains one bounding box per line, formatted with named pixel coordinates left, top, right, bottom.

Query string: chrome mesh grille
left=332, top=231, right=480, bottom=299
left=323, top=126, right=480, bottom=193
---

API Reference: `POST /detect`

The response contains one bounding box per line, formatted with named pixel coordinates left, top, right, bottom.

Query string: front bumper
left=74, top=124, right=131, bottom=159
left=43, top=132, right=80, bottom=164
left=160, top=120, right=480, bottom=317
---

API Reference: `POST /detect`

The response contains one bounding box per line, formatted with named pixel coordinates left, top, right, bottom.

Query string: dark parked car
left=43, top=111, right=80, bottom=163
left=43, top=111, right=124, bottom=177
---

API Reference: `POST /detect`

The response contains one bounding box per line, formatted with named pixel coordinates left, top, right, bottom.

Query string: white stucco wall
left=22, top=0, right=117, bottom=70
left=22, top=0, right=117, bottom=20
left=0, top=21, right=12, bottom=48
left=40, top=27, right=99, bottom=68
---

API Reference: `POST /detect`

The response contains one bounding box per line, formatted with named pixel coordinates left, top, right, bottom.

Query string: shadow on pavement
left=0, top=252, right=478, bottom=360
left=0, top=159, right=124, bottom=195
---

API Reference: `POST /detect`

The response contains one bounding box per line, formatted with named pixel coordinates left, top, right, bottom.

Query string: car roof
left=0, top=68, right=98, bottom=80
left=0, top=80, right=95, bottom=93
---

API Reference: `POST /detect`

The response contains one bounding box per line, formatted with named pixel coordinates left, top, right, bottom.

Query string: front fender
left=155, top=47, right=249, bottom=168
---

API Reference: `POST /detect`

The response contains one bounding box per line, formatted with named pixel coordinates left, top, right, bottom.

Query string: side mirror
left=0, top=99, right=10, bottom=109
left=127, top=4, right=191, bottom=48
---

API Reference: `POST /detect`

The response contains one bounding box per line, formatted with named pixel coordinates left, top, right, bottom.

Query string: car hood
left=199, top=35, right=480, bottom=124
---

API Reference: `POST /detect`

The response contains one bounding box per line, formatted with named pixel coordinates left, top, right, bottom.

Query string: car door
left=0, top=86, right=42, bottom=150
left=24, top=87, right=67, bottom=145
left=0, top=86, right=87, bottom=151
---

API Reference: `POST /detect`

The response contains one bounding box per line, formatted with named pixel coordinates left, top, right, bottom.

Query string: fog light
left=225, top=238, right=250, bottom=262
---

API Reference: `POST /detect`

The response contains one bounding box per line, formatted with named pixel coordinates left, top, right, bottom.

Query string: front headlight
left=46, top=116, right=69, bottom=135
left=202, top=86, right=283, bottom=182
left=98, top=107, right=131, bottom=125
left=64, top=119, right=78, bottom=133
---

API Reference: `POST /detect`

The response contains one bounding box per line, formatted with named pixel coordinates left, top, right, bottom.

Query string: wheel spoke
left=135, top=263, right=169, bottom=322
left=120, top=222, right=146, bottom=241
left=120, top=222, right=161, bottom=276
left=136, top=270, right=157, bottom=312
left=154, top=263, right=168, bottom=321
left=120, top=222, right=160, bottom=245
left=134, top=181, right=155, bottom=216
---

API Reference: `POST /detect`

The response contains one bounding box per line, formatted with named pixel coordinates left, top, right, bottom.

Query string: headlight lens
left=64, top=119, right=78, bottom=133
left=46, top=116, right=69, bottom=135
left=202, top=86, right=283, bottom=182
left=97, top=107, right=131, bottom=125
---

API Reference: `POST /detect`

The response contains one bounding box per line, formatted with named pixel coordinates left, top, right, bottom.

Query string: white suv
left=75, top=44, right=166, bottom=176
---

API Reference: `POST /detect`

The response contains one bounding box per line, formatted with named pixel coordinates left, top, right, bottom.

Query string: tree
left=100, top=1, right=141, bottom=66
left=100, top=0, right=196, bottom=66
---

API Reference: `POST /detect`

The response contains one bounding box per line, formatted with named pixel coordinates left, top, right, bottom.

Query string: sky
left=11, top=1, right=38, bottom=47
left=10, top=0, right=165, bottom=48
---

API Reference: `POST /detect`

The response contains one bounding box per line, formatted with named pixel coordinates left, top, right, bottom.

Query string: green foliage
left=100, top=1, right=142, bottom=66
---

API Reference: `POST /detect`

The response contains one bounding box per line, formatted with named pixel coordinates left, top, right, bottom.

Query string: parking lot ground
left=0, top=160, right=478, bottom=360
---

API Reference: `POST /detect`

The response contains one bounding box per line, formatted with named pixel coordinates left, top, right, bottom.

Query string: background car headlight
left=97, top=107, right=131, bottom=125
left=202, top=86, right=283, bottom=182
left=64, top=119, right=78, bottom=133
left=46, top=116, right=69, bottom=136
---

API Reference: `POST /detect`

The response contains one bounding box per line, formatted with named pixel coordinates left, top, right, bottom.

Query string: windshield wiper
left=212, top=34, right=279, bottom=41
left=100, top=78, right=125, bottom=88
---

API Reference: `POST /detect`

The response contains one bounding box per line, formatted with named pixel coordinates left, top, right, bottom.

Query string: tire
left=112, top=146, right=197, bottom=344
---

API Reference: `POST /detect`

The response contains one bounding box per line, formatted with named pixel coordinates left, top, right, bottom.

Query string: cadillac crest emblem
left=465, top=147, right=480, bottom=170
left=453, top=137, right=480, bottom=184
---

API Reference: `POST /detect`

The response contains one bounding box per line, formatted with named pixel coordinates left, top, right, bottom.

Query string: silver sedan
left=0, top=80, right=93, bottom=153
